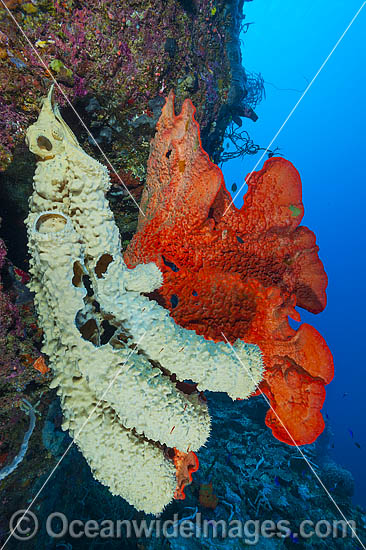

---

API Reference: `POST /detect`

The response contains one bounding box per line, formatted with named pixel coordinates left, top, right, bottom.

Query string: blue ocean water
left=1, top=4, right=366, bottom=548
left=222, top=0, right=366, bottom=507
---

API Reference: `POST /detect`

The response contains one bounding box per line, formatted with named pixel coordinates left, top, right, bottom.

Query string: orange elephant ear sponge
left=124, top=92, right=334, bottom=447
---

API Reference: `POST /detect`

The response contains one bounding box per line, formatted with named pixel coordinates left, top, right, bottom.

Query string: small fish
left=355, top=442, right=361, bottom=449
left=170, top=294, right=178, bottom=309
left=325, top=413, right=329, bottom=420
left=162, top=255, right=179, bottom=273
left=348, top=429, right=354, bottom=439
left=36, top=40, right=48, bottom=48
left=231, top=183, right=237, bottom=192
left=342, top=392, right=349, bottom=398
left=108, top=188, right=125, bottom=197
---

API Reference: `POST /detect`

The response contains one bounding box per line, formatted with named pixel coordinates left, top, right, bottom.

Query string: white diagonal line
left=224, top=2, right=366, bottom=216
left=0, top=0, right=146, bottom=217
left=222, top=331, right=365, bottom=548
left=0, top=332, right=146, bottom=550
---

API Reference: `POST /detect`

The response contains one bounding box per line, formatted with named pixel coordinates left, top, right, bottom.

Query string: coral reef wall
left=0, top=0, right=258, bottom=265
left=0, top=222, right=56, bottom=540
left=0, top=0, right=255, bottom=172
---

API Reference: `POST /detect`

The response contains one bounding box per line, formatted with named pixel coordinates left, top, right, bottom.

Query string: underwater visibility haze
left=0, top=0, right=365, bottom=549
left=223, top=0, right=366, bottom=509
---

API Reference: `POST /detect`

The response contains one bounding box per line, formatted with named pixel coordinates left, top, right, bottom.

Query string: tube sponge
left=29, top=211, right=181, bottom=513
left=25, top=88, right=263, bottom=513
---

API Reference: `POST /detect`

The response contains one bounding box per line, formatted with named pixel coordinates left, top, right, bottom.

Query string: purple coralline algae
left=0, top=0, right=260, bottom=174
left=0, top=1, right=264, bottom=252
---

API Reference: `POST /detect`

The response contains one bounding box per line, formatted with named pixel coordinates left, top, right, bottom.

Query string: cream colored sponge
left=25, top=87, right=263, bottom=514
